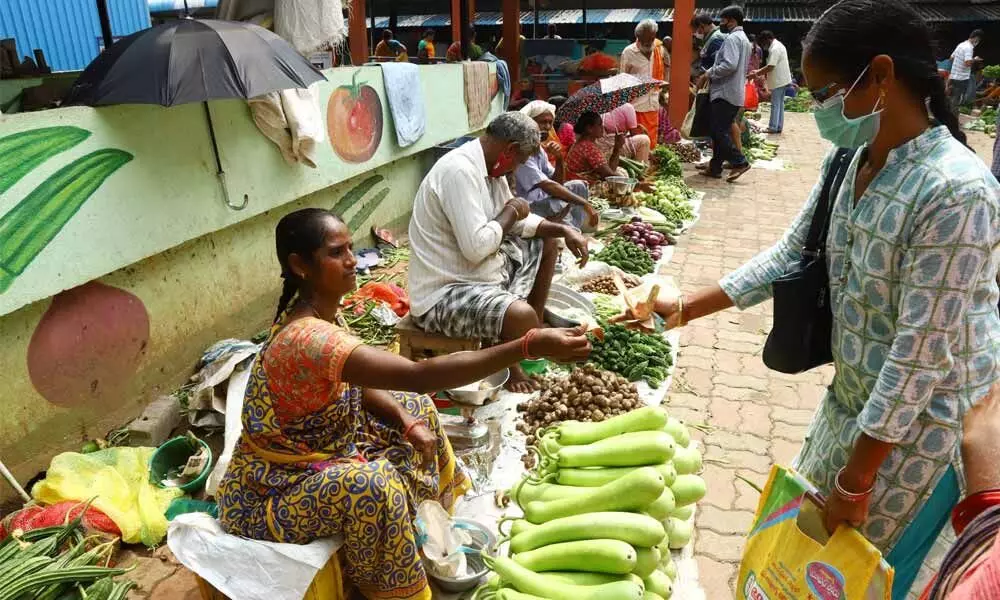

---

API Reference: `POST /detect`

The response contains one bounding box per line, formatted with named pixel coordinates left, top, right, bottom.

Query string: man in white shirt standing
left=949, top=29, right=983, bottom=113
left=750, top=30, right=793, bottom=134
left=408, top=112, right=589, bottom=392
left=620, top=19, right=670, bottom=142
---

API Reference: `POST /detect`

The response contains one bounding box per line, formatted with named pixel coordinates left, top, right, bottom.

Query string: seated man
left=516, top=101, right=599, bottom=231
left=596, top=103, right=651, bottom=163
left=408, top=112, right=589, bottom=391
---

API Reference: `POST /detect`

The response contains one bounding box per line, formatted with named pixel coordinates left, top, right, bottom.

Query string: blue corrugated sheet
left=149, top=0, right=218, bottom=12
left=0, top=0, right=151, bottom=72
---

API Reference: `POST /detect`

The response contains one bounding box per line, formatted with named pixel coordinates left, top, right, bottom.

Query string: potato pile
left=579, top=274, right=640, bottom=294
left=517, top=365, right=642, bottom=467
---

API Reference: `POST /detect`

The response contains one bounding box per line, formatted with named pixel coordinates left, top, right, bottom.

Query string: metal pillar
left=96, top=0, right=114, bottom=51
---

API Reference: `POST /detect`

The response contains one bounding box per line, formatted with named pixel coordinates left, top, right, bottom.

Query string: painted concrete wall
left=0, top=64, right=502, bottom=502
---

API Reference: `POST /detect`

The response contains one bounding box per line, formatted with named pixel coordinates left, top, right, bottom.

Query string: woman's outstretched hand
left=611, top=295, right=684, bottom=330
left=529, top=324, right=592, bottom=362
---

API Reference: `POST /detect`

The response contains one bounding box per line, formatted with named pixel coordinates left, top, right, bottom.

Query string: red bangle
left=952, top=489, right=1000, bottom=535
left=402, top=419, right=423, bottom=441
left=522, top=329, right=540, bottom=360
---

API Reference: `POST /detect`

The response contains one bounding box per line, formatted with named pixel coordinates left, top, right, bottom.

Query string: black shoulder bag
left=762, top=148, right=855, bottom=374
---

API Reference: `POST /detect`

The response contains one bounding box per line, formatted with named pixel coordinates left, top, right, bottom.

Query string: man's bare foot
left=505, top=364, right=539, bottom=393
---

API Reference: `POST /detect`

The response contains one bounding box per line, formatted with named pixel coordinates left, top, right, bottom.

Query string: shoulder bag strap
left=802, top=147, right=857, bottom=258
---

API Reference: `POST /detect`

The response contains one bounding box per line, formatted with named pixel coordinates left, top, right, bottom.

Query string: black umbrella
left=65, top=18, right=326, bottom=209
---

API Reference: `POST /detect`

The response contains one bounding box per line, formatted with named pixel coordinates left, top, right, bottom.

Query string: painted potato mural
left=0, top=126, right=134, bottom=294
left=327, top=71, right=384, bottom=163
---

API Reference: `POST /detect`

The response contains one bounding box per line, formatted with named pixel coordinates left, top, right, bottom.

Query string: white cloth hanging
left=249, top=87, right=324, bottom=167
left=275, top=0, right=348, bottom=56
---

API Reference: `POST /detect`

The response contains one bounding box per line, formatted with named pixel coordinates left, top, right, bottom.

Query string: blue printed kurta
left=720, top=126, right=1000, bottom=551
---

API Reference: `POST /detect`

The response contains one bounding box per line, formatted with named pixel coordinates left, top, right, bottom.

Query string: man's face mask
left=489, top=148, right=518, bottom=177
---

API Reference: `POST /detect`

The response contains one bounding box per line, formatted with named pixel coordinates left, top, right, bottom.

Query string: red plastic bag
left=0, top=502, right=121, bottom=540
left=744, top=82, right=759, bottom=111
left=345, top=282, right=409, bottom=317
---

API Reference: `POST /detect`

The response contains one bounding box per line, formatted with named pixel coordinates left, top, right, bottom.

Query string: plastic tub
left=150, top=436, right=213, bottom=494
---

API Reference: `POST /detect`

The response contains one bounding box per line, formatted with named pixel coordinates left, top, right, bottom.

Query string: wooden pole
left=582, top=0, right=588, bottom=39
left=669, top=0, right=695, bottom=131
left=451, top=0, right=462, bottom=47
left=460, top=0, right=471, bottom=58
left=502, top=0, right=520, bottom=81
left=349, top=0, right=369, bottom=65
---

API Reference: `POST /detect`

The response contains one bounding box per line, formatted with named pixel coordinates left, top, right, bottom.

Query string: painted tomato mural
left=27, top=282, right=150, bottom=408
left=327, top=71, right=383, bottom=163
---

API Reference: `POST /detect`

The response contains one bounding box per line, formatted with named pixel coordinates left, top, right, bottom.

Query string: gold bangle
left=676, top=295, right=685, bottom=327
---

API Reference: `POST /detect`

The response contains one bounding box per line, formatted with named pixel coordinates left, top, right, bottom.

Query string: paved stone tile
left=697, top=505, right=756, bottom=536
left=695, top=555, right=738, bottom=600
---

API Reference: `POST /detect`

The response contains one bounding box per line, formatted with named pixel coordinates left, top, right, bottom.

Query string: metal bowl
left=443, top=364, right=509, bottom=406
left=607, top=175, right=638, bottom=196
left=544, top=307, right=581, bottom=328
left=425, top=518, right=497, bottom=592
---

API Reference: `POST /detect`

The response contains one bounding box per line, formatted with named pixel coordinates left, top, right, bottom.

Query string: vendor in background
left=597, top=103, right=651, bottom=163
left=565, top=111, right=628, bottom=183
left=417, top=29, right=436, bottom=63
left=446, top=26, right=484, bottom=62
left=622, top=2, right=1000, bottom=597
left=509, top=78, right=537, bottom=111
left=657, top=88, right=683, bottom=145
left=516, top=101, right=599, bottom=230
left=545, top=24, right=561, bottom=40
left=620, top=19, right=670, bottom=142
left=374, top=29, right=409, bottom=62
left=750, top=31, right=793, bottom=134
left=218, top=208, right=591, bottom=600
left=920, top=383, right=1000, bottom=599
left=408, top=112, right=590, bottom=393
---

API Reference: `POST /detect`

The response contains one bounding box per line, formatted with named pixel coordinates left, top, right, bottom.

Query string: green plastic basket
left=149, top=436, right=213, bottom=494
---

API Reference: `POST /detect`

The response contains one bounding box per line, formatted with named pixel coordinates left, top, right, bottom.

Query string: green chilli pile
left=594, top=238, right=654, bottom=276
left=0, top=508, right=134, bottom=600
left=588, top=323, right=672, bottom=387
left=478, top=406, right=706, bottom=600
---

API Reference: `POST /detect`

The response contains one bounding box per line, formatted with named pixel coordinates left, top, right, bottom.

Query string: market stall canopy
left=64, top=18, right=324, bottom=106
left=556, top=73, right=664, bottom=126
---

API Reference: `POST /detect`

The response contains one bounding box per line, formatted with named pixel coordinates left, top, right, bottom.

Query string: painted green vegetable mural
left=333, top=174, right=391, bottom=236
left=0, top=126, right=133, bottom=294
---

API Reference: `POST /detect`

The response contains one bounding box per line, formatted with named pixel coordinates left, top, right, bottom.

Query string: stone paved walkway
left=664, top=112, right=996, bottom=599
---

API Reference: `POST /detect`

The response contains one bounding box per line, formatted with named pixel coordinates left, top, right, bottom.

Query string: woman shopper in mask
left=618, top=2, right=1000, bottom=597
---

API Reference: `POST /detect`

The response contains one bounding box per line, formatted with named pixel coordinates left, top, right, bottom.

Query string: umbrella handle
left=219, top=173, right=249, bottom=211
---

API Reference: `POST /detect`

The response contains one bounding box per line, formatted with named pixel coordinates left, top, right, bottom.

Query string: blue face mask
left=812, top=66, right=883, bottom=150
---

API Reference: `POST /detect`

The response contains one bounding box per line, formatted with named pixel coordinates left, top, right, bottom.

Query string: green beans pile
left=0, top=506, right=134, bottom=600
left=588, top=323, right=673, bottom=387
left=594, top=238, right=654, bottom=276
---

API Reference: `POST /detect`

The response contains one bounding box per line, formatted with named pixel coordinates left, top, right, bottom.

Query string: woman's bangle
left=835, top=467, right=875, bottom=502
left=522, top=328, right=540, bottom=360
left=952, top=489, right=1000, bottom=535
left=402, top=419, right=424, bottom=441
left=676, top=295, right=685, bottom=327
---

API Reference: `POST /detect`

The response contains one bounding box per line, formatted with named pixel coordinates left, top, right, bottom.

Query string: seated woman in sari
left=565, top=111, right=628, bottom=184
left=218, top=208, right=590, bottom=600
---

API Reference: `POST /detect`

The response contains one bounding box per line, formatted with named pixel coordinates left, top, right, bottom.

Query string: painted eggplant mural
left=0, top=126, right=133, bottom=294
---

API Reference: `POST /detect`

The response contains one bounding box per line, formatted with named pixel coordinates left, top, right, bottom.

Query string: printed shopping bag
left=737, top=465, right=893, bottom=600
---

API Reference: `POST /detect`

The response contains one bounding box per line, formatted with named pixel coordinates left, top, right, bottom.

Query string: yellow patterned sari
left=218, top=316, right=470, bottom=599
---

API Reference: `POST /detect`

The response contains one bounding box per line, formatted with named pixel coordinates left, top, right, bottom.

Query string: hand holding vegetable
left=529, top=324, right=593, bottom=363
left=563, top=227, right=590, bottom=267
left=611, top=294, right=683, bottom=330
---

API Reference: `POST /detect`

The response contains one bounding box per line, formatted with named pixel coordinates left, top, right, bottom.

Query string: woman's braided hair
left=804, top=0, right=968, bottom=147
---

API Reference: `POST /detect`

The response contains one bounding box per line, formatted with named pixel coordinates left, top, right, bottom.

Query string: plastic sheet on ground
left=168, top=512, right=341, bottom=600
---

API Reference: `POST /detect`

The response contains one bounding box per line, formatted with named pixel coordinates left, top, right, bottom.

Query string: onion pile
left=619, top=218, right=668, bottom=261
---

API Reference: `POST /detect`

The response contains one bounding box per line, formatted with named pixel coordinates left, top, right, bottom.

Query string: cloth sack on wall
left=275, top=0, right=347, bottom=56
left=463, top=61, right=491, bottom=129
left=249, top=88, right=324, bottom=167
